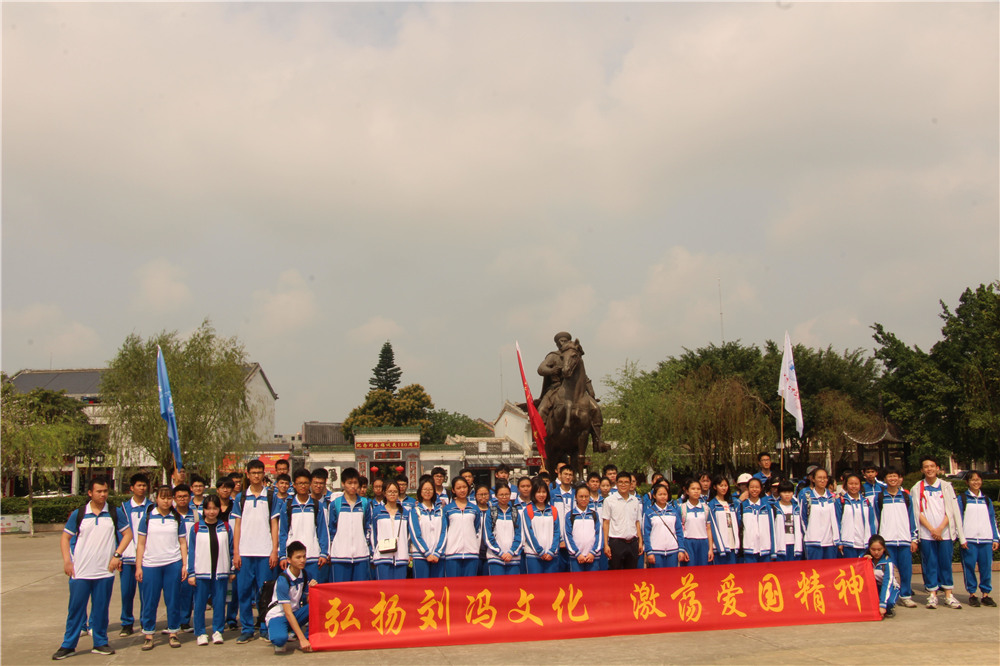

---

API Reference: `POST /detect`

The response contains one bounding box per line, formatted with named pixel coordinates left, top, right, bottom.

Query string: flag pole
left=780, top=396, right=785, bottom=472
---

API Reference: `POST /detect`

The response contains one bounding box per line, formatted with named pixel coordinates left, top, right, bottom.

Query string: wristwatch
left=113, top=553, right=123, bottom=559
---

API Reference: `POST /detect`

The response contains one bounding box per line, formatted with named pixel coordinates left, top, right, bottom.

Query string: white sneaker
left=926, top=594, right=939, bottom=609
left=899, top=597, right=918, bottom=608
left=944, top=595, right=962, bottom=609
left=196, top=634, right=209, bottom=646
left=211, top=631, right=224, bottom=645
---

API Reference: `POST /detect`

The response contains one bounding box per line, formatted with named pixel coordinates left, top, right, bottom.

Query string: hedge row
left=2, top=494, right=133, bottom=524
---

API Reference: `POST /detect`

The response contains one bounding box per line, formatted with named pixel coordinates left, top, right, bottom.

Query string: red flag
left=515, top=341, right=547, bottom=461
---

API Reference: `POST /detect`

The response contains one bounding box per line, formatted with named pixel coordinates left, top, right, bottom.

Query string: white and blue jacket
left=565, top=505, right=602, bottom=559
left=642, top=503, right=685, bottom=557
left=370, top=505, right=411, bottom=565
left=863, top=479, right=887, bottom=502
left=328, top=496, right=370, bottom=563
left=441, top=501, right=482, bottom=560
left=871, top=555, right=900, bottom=610
left=484, top=505, right=523, bottom=562
left=738, top=499, right=777, bottom=558
left=522, top=503, right=561, bottom=558
left=117, top=497, right=151, bottom=564
left=799, top=488, right=840, bottom=548
left=836, top=494, right=877, bottom=549
left=408, top=502, right=446, bottom=561
left=187, top=519, right=233, bottom=580
left=959, top=490, right=1000, bottom=545
left=874, top=490, right=917, bottom=546
left=707, top=497, right=739, bottom=557
left=279, top=495, right=329, bottom=564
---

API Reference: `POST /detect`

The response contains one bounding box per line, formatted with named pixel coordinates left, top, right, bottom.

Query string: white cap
left=736, top=473, right=753, bottom=484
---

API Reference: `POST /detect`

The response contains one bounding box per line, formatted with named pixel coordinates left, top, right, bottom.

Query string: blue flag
left=156, top=346, right=183, bottom=470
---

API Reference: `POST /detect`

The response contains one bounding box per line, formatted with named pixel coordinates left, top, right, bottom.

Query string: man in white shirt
left=53, top=476, right=132, bottom=660
left=602, top=472, right=643, bottom=569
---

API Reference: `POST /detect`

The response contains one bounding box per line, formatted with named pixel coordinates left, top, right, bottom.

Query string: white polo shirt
left=138, top=509, right=185, bottom=567
left=232, top=487, right=280, bottom=557
left=64, top=502, right=125, bottom=580
left=602, top=492, right=642, bottom=540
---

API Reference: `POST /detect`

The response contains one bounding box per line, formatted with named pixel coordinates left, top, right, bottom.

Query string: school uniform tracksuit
left=117, top=498, right=151, bottom=629
left=484, top=506, right=524, bottom=575
left=522, top=504, right=561, bottom=575
left=911, top=479, right=966, bottom=593
left=328, top=496, right=371, bottom=582
left=872, top=556, right=900, bottom=612
left=408, top=503, right=446, bottom=579
left=370, top=506, right=411, bottom=580
left=836, top=495, right=877, bottom=558
left=187, top=520, right=233, bottom=637
left=738, top=499, right=777, bottom=563
left=232, top=489, right=281, bottom=637
left=800, top=489, right=840, bottom=560
left=60, top=503, right=129, bottom=651
left=678, top=502, right=711, bottom=566
left=643, top=504, right=685, bottom=568
left=875, top=490, right=917, bottom=600
left=175, top=509, right=198, bottom=628
left=441, top=502, right=483, bottom=577
left=565, top=506, right=602, bottom=572
left=278, top=496, right=329, bottom=584
left=137, top=508, right=187, bottom=636
left=708, top=498, right=739, bottom=566
left=774, top=501, right=804, bottom=561
left=264, top=568, right=310, bottom=649
left=959, top=490, right=999, bottom=597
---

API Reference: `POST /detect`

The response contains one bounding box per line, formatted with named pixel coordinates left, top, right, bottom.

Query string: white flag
left=777, top=331, right=804, bottom=437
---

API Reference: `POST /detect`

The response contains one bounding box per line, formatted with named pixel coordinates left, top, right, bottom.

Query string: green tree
left=424, top=409, right=493, bottom=447
left=1, top=374, right=91, bottom=534
left=370, top=341, right=403, bottom=393
left=342, top=384, right=435, bottom=441
left=874, top=282, right=1000, bottom=469
left=100, top=319, right=260, bottom=481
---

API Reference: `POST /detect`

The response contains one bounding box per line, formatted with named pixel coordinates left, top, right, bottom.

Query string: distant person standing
left=752, top=452, right=774, bottom=485
left=602, top=472, right=643, bottom=570
left=52, top=476, right=132, bottom=660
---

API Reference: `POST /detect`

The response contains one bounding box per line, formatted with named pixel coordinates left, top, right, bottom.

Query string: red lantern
left=370, top=466, right=379, bottom=473
left=395, top=465, right=405, bottom=473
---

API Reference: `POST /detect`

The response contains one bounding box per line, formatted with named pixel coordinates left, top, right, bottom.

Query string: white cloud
left=348, top=316, right=403, bottom=345
left=250, top=270, right=318, bottom=338
left=133, top=259, right=192, bottom=314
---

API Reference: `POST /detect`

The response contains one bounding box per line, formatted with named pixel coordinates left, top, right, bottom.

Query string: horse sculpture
left=540, top=340, right=605, bottom=475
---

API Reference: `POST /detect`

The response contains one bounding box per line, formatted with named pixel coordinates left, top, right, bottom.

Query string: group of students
left=55, top=454, right=999, bottom=659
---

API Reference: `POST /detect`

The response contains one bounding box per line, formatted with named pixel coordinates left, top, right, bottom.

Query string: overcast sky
left=3, top=2, right=997, bottom=434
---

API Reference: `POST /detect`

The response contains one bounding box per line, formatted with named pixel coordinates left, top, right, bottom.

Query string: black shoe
left=52, top=648, right=74, bottom=661
left=884, top=608, right=895, bottom=618
left=180, top=624, right=193, bottom=633
left=969, top=595, right=981, bottom=607
left=91, top=645, right=115, bottom=655
left=236, top=632, right=256, bottom=644
left=226, top=622, right=238, bottom=632
left=982, top=595, right=997, bottom=607
left=119, top=625, right=134, bottom=637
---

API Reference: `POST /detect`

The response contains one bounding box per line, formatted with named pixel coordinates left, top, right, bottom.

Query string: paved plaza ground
left=2, top=532, right=998, bottom=665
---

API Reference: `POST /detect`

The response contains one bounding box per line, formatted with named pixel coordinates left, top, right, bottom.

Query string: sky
left=3, top=2, right=998, bottom=435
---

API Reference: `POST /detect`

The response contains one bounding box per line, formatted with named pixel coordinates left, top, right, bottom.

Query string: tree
left=1, top=374, right=90, bottom=534
left=369, top=341, right=403, bottom=393
left=100, top=319, right=260, bottom=482
left=424, top=409, right=493, bottom=447
left=874, top=282, right=1000, bottom=469
left=342, top=384, right=435, bottom=441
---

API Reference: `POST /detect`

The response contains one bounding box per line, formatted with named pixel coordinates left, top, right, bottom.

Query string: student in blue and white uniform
left=551, top=466, right=577, bottom=572
left=171, top=484, right=199, bottom=633
left=397, top=477, right=417, bottom=510
left=866, top=535, right=900, bottom=619
left=135, top=486, right=188, bottom=651
left=328, top=467, right=371, bottom=583
left=643, top=482, right=687, bottom=569
left=409, top=477, right=446, bottom=579
left=431, top=467, right=451, bottom=507
left=862, top=464, right=887, bottom=503
left=708, top=476, right=739, bottom=566
left=370, top=481, right=411, bottom=580
left=310, top=468, right=334, bottom=584
left=512, top=476, right=533, bottom=511
left=484, top=484, right=523, bottom=575
left=799, top=467, right=840, bottom=560
left=231, top=459, right=281, bottom=643
left=837, top=474, right=877, bottom=558
left=774, top=481, right=804, bottom=561
left=441, top=476, right=482, bottom=577
left=679, top=478, right=714, bottom=566
left=874, top=467, right=918, bottom=608
left=279, top=468, right=329, bottom=586
left=522, top=477, right=561, bottom=574
left=117, top=473, right=151, bottom=637
left=959, top=470, right=999, bottom=607
left=473, top=484, right=493, bottom=575
left=52, top=476, right=132, bottom=661
left=264, top=541, right=314, bottom=655
left=738, top=478, right=777, bottom=563
left=566, top=485, right=602, bottom=572
left=752, top=452, right=775, bottom=486
left=186, top=495, right=233, bottom=645
left=911, top=456, right=966, bottom=609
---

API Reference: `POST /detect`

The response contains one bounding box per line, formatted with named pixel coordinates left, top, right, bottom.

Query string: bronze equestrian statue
left=535, top=332, right=607, bottom=474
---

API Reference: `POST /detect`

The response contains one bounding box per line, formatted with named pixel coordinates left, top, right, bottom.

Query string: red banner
left=515, top=342, right=547, bottom=462
left=309, top=559, right=880, bottom=651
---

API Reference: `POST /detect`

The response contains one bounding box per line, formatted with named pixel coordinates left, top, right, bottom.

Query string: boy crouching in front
left=264, top=541, right=314, bottom=655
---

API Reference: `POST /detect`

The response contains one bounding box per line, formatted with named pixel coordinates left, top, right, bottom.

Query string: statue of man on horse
left=536, top=331, right=608, bottom=473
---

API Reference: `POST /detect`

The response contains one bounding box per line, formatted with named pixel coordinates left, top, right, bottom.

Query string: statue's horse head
left=560, top=340, right=583, bottom=378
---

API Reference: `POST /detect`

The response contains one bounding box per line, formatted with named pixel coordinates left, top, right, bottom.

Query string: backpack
left=489, top=505, right=521, bottom=533
left=239, top=488, right=277, bottom=516
left=874, top=490, right=911, bottom=519
left=568, top=508, right=598, bottom=530
left=256, top=568, right=310, bottom=630
left=73, top=502, right=122, bottom=539
left=144, top=503, right=183, bottom=526
left=286, top=497, right=323, bottom=535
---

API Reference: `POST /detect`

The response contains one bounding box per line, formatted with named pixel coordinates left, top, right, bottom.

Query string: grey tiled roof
left=9, top=369, right=105, bottom=397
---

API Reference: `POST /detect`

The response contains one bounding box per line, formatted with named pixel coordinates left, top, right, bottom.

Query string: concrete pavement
left=2, top=533, right=998, bottom=665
